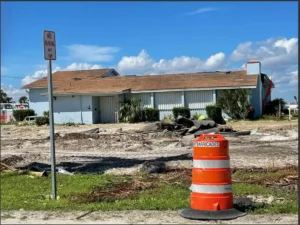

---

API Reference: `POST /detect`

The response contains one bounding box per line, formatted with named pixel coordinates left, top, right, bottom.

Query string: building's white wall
left=154, top=92, right=182, bottom=110
left=92, top=96, right=100, bottom=124
left=247, top=62, right=261, bottom=75
left=250, top=76, right=262, bottom=118
left=81, top=96, right=93, bottom=124
left=185, top=90, right=214, bottom=117
left=155, top=92, right=182, bottom=119
left=133, top=90, right=215, bottom=119
left=53, top=96, right=81, bottom=124
left=100, top=96, right=118, bottom=123
left=53, top=95, right=93, bottom=124
left=132, top=93, right=152, bottom=108
left=28, top=88, right=49, bottom=116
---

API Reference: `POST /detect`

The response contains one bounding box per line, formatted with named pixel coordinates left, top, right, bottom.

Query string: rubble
left=140, top=161, right=167, bottom=174
left=1, top=119, right=298, bottom=176
left=194, top=128, right=220, bottom=137
left=1, top=155, right=24, bottom=166
left=78, top=128, right=100, bottom=134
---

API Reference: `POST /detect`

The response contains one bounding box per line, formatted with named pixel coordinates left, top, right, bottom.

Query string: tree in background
left=264, top=98, right=286, bottom=116
left=19, top=96, right=28, bottom=103
left=294, top=96, right=298, bottom=104
left=216, top=89, right=252, bottom=120
left=0, top=90, right=13, bottom=103
left=118, top=97, right=144, bottom=123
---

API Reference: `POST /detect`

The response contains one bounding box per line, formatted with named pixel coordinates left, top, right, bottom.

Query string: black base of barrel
left=179, top=207, right=247, bottom=220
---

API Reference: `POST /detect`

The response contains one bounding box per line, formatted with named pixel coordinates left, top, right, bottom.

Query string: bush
left=292, top=112, right=298, bottom=118
left=36, top=116, right=49, bottom=126
left=205, top=105, right=224, bottom=124
left=118, top=97, right=144, bottom=123
left=263, top=98, right=286, bottom=116
left=43, top=111, right=49, bottom=117
left=13, top=109, right=35, bottom=121
left=216, top=89, right=251, bottom=119
left=246, top=105, right=255, bottom=120
left=143, top=108, right=159, bottom=122
left=172, top=107, right=191, bottom=119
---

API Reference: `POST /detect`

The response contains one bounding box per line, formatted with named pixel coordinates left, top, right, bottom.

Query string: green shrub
left=263, top=98, right=286, bottom=116
left=12, top=109, right=35, bottom=121
left=216, top=89, right=252, bottom=119
left=292, top=112, right=298, bottom=118
left=246, top=105, right=255, bottom=120
left=143, top=108, right=159, bottom=122
left=172, top=107, right=191, bottom=119
left=43, top=111, right=49, bottom=117
left=118, top=97, right=144, bottom=123
left=36, top=116, right=49, bottom=126
left=205, top=105, right=224, bottom=124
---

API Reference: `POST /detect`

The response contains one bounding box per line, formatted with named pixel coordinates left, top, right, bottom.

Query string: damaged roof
left=22, top=69, right=259, bottom=94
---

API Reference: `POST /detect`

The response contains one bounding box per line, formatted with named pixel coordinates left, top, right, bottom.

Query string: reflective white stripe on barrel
left=191, top=184, right=232, bottom=194
left=193, top=160, right=230, bottom=169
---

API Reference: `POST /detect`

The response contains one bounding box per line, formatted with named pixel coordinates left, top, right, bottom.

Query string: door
left=100, top=96, right=117, bottom=123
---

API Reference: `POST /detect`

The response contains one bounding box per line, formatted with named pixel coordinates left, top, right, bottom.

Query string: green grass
left=1, top=171, right=298, bottom=214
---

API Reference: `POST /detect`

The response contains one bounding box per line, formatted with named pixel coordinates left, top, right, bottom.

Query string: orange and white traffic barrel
left=179, top=134, right=246, bottom=220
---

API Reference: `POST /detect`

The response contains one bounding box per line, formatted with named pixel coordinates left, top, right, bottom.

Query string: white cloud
left=230, top=37, right=298, bottom=88
left=1, top=83, right=27, bottom=102
left=288, top=70, right=298, bottom=86
left=21, top=63, right=102, bottom=86
left=274, top=38, right=298, bottom=54
left=4, top=36, right=298, bottom=102
left=21, top=67, right=61, bottom=86
left=65, top=63, right=102, bottom=71
left=187, top=7, right=219, bottom=15
left=116, top=50, right=155, bottom=74
left=66, top=44, right=120, bottom=62
left=1, top=66, right=8, bottom=75
left=116, top=50, right=226, bottom=75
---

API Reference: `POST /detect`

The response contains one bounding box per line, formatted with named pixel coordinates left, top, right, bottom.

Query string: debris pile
left=140, top=116, right=218, bottom=136
left=1, top=155, right=24, bottom=166
left=138, top=116, right=252, bottom=138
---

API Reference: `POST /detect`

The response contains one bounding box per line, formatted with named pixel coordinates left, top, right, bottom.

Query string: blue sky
left=1, top=1, right=298, bottom=102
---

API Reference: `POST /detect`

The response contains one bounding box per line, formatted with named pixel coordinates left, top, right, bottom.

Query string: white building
left=22, top=61, right=274, bottom=124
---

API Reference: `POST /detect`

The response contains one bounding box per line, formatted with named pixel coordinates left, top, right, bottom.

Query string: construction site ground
left=1, top=120, right=298, bottom=224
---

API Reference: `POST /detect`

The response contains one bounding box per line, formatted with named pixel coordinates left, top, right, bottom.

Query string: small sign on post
left=43, top=30, right=57, bottom=200
left=44, top=31, right=56, bottom=60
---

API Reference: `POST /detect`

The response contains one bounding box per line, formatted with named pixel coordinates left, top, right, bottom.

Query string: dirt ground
left=1, top=120, right=298, bottom=174
left=1, top=210, right=298, bottom=224
left=1, top=120, right=298, bottom=224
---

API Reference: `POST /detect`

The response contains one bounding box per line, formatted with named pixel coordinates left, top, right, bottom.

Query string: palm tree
left=19, top=96, right=28, bottom=103
left=294, top=96, right=298, bottom=104
left=0, top=90, right=13, bottom=103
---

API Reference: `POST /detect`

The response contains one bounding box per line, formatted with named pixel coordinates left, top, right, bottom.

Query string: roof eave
left=131, top=85, right=257, bottom=93
left=40, top=90, right=128, bottom=96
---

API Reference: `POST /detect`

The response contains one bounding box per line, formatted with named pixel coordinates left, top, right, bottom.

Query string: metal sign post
left=43, top=30, right=57, bottom=200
